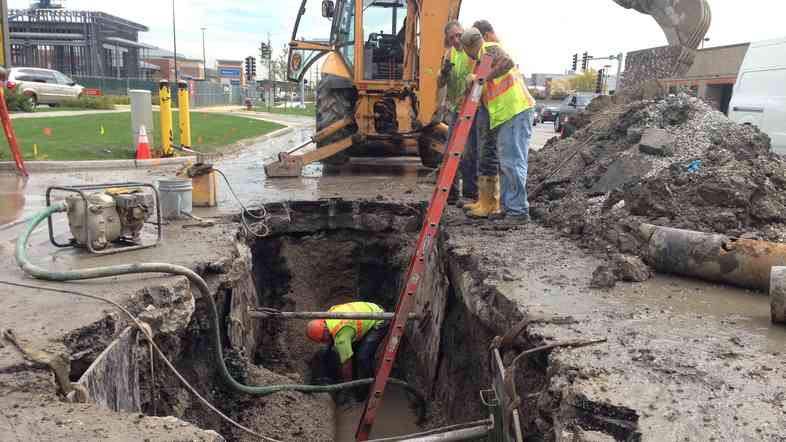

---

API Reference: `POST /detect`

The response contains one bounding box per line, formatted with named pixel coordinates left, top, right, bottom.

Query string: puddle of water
left=0, top=174, right=27, bottom=226
left=618, top=275, right=786, bottom=353
left=334, top=387, right=421, bottom=441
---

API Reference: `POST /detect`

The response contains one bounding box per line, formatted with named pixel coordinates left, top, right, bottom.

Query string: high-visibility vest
left=325, top=302, right=384, bottom=342
left=481, top=42, right=536, bottom=129
left=447, top=47, right=475, bottom=112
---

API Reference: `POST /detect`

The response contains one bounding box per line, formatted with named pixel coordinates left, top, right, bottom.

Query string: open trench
left=64, top=201, right=632, bottom=441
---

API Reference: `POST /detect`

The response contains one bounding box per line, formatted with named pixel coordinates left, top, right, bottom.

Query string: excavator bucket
left=264, top=117, right=356, bottom=178
left=613, top=0, right=711, bottom=49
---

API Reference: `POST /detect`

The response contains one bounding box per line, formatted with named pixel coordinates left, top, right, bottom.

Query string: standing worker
left=461, top=26, right=536, bottom=223
left=437, top=20, right=479, bottom=206
left=463, top=21, right=500, bottom=217
left=306, top=301, right=390, bottom=382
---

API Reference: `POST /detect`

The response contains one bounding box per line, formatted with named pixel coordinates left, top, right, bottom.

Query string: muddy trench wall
left=63, top=201, right=642, bottom=441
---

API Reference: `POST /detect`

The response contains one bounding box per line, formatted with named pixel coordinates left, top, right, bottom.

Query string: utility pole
left=616, top=52, right=623, bottom=93
left=201, top=27, right=207, bottom=80
left=0, top=0, right=9, bottom=68
left=171, top=0, right=178, bottom=81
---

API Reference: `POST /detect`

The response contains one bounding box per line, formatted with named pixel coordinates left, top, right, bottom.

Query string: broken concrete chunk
left=638, top=128, right=675, bottom=157
left=591, top=265, right=618, bottom=289
left=613, top=254, right=652, bottom=282
left=627, top=127, right=644, bottom=144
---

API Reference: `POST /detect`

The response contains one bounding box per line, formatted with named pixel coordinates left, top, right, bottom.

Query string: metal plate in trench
left=485, top=348, right=524, bottom=442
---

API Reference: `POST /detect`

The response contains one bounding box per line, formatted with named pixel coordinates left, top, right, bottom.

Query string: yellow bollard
left=159, top=80, right=174, bottom=157
left=178, top=80, right=192, bottom=149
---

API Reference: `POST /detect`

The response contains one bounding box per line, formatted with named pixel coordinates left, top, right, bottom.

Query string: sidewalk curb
left=0, top=126, right=294, bottom=173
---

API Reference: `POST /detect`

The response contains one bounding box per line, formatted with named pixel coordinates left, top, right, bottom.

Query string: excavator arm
left=613, top=0, right=711, bottom=50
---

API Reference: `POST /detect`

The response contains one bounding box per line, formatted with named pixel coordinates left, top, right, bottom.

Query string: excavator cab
left=287, top=0, right=409, bottom=83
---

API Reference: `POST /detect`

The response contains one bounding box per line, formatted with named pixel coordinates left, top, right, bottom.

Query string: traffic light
left=244, top=57, right=252, bottom=80
left=250, top=57, right=257, bottom=78
left=581, top=52, right=589, bottom=71
left=571, top=53, right=578, bottom=71
left=596, top=69, right=605, bottom=94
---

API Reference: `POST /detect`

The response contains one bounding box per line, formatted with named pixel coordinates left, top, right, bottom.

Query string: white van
left=729, top=37, right=786, bottom=154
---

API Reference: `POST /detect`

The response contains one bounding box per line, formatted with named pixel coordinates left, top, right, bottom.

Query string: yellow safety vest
left=481, top=42, right=536, bottom=129
left=447, top=47, right=475, bottom=112
left=325, top=302, right=384, bottom=342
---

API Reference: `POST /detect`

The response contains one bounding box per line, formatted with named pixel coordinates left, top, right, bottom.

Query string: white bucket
left=157, top=179, right=193, bottom=220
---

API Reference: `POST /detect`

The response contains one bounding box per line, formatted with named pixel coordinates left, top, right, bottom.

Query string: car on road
left=6, top=67, right=84, bottom=107
left=538, top=105, right=560, bottom=123
left=728, top=37, right=786, bottom=154
left=554, top=93, right=600, bottom=136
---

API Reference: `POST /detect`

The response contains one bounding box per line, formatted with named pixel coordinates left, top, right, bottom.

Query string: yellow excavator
left=264, top=0, right=711, bottom=178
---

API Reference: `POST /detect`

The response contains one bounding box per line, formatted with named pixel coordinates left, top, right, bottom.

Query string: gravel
left=528, top=93, right=784, bottom=269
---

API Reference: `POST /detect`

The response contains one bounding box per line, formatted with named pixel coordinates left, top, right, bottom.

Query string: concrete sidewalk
left=10, top=108, right=131, bottom=119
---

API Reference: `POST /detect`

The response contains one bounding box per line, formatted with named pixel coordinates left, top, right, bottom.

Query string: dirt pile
left=529, top=93, right=786, bottom=262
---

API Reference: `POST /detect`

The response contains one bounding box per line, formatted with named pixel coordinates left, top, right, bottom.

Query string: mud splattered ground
left=444, top=213, right=786, bottom=440
left=2, top=107, right=786, bottom=441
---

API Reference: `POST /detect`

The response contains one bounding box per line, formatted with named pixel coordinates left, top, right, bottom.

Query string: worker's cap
left=460, top=28, right=483, bottom=47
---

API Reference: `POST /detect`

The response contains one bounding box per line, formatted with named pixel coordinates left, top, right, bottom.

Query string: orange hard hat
left=307, top=320, right=329, bottom=343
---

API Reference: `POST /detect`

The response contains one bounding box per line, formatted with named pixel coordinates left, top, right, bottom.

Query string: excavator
left=264, top=0, right=711, bottom=178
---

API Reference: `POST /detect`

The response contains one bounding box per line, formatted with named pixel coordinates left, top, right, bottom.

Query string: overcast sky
left=9, top=0, right=786, bottom=75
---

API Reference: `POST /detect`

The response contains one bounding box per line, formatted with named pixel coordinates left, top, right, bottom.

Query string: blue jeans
left=447, top=110, right=480, bottom=199
left=495, top=109, right=533, bottom=216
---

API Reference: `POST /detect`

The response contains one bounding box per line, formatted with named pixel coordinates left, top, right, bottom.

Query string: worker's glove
left=335, top=390, right=356, bottom=408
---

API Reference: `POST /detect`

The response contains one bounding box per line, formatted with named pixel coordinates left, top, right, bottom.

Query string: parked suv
left=6, top=68, right=84, bottom=106
left=554, top=93, right=599, bottom=136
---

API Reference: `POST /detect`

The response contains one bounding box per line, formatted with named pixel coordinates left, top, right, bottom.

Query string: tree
left=548, top=70, right=599, bottom=98
left=549, top=79, right=570, bottom=99
left=568, top=69, right=598, bottom=93
left=272, top=44, right=290, bottom=81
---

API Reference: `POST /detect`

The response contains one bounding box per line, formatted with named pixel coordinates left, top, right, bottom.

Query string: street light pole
left=172, top=0, right=178, bottom=81
left=201, top=27, right=207, bottom=80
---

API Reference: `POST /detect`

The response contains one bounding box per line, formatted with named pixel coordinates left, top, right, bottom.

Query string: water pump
left=46, top=183, right=162, bottom=255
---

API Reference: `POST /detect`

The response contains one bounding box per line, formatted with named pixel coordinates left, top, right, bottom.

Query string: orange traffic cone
left=136, top=125, right=152, bottom=160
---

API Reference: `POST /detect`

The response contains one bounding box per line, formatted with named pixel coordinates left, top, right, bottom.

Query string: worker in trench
left=437, top=20, right=479, bottom=207
left=306, top=301, right=390, bottom=398
left=461, top=25, right=536, bottom=223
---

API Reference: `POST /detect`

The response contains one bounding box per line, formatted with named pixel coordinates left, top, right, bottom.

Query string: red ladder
left=0, top=87, right=28, bottom=177
left=355, top=54, right=493, bottom=441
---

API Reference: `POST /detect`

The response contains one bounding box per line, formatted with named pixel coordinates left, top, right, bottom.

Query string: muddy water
left=334, top=388, right=421, bottom=441
left=0, top=174, right=27, bottom=226
left=617, top=275, right=786, bottom=353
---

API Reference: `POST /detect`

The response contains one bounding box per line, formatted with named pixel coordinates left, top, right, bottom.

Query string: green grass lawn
left=8, top=111, right=285, bottom=161
left=255, top=103, right=316, bottom=117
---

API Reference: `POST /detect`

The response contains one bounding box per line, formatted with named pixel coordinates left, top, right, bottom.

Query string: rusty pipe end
left=639, top=223, right=658, bottom=242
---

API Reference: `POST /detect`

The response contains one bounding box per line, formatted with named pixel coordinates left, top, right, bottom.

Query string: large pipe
left=640, top=224, right=786, bottom=291
left=248, top=309, right=419, bottom=321
left=368, top=423, right=491, bottom=442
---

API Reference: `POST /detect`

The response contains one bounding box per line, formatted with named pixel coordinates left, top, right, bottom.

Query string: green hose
left=16, top=203, right=423, bottom=403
